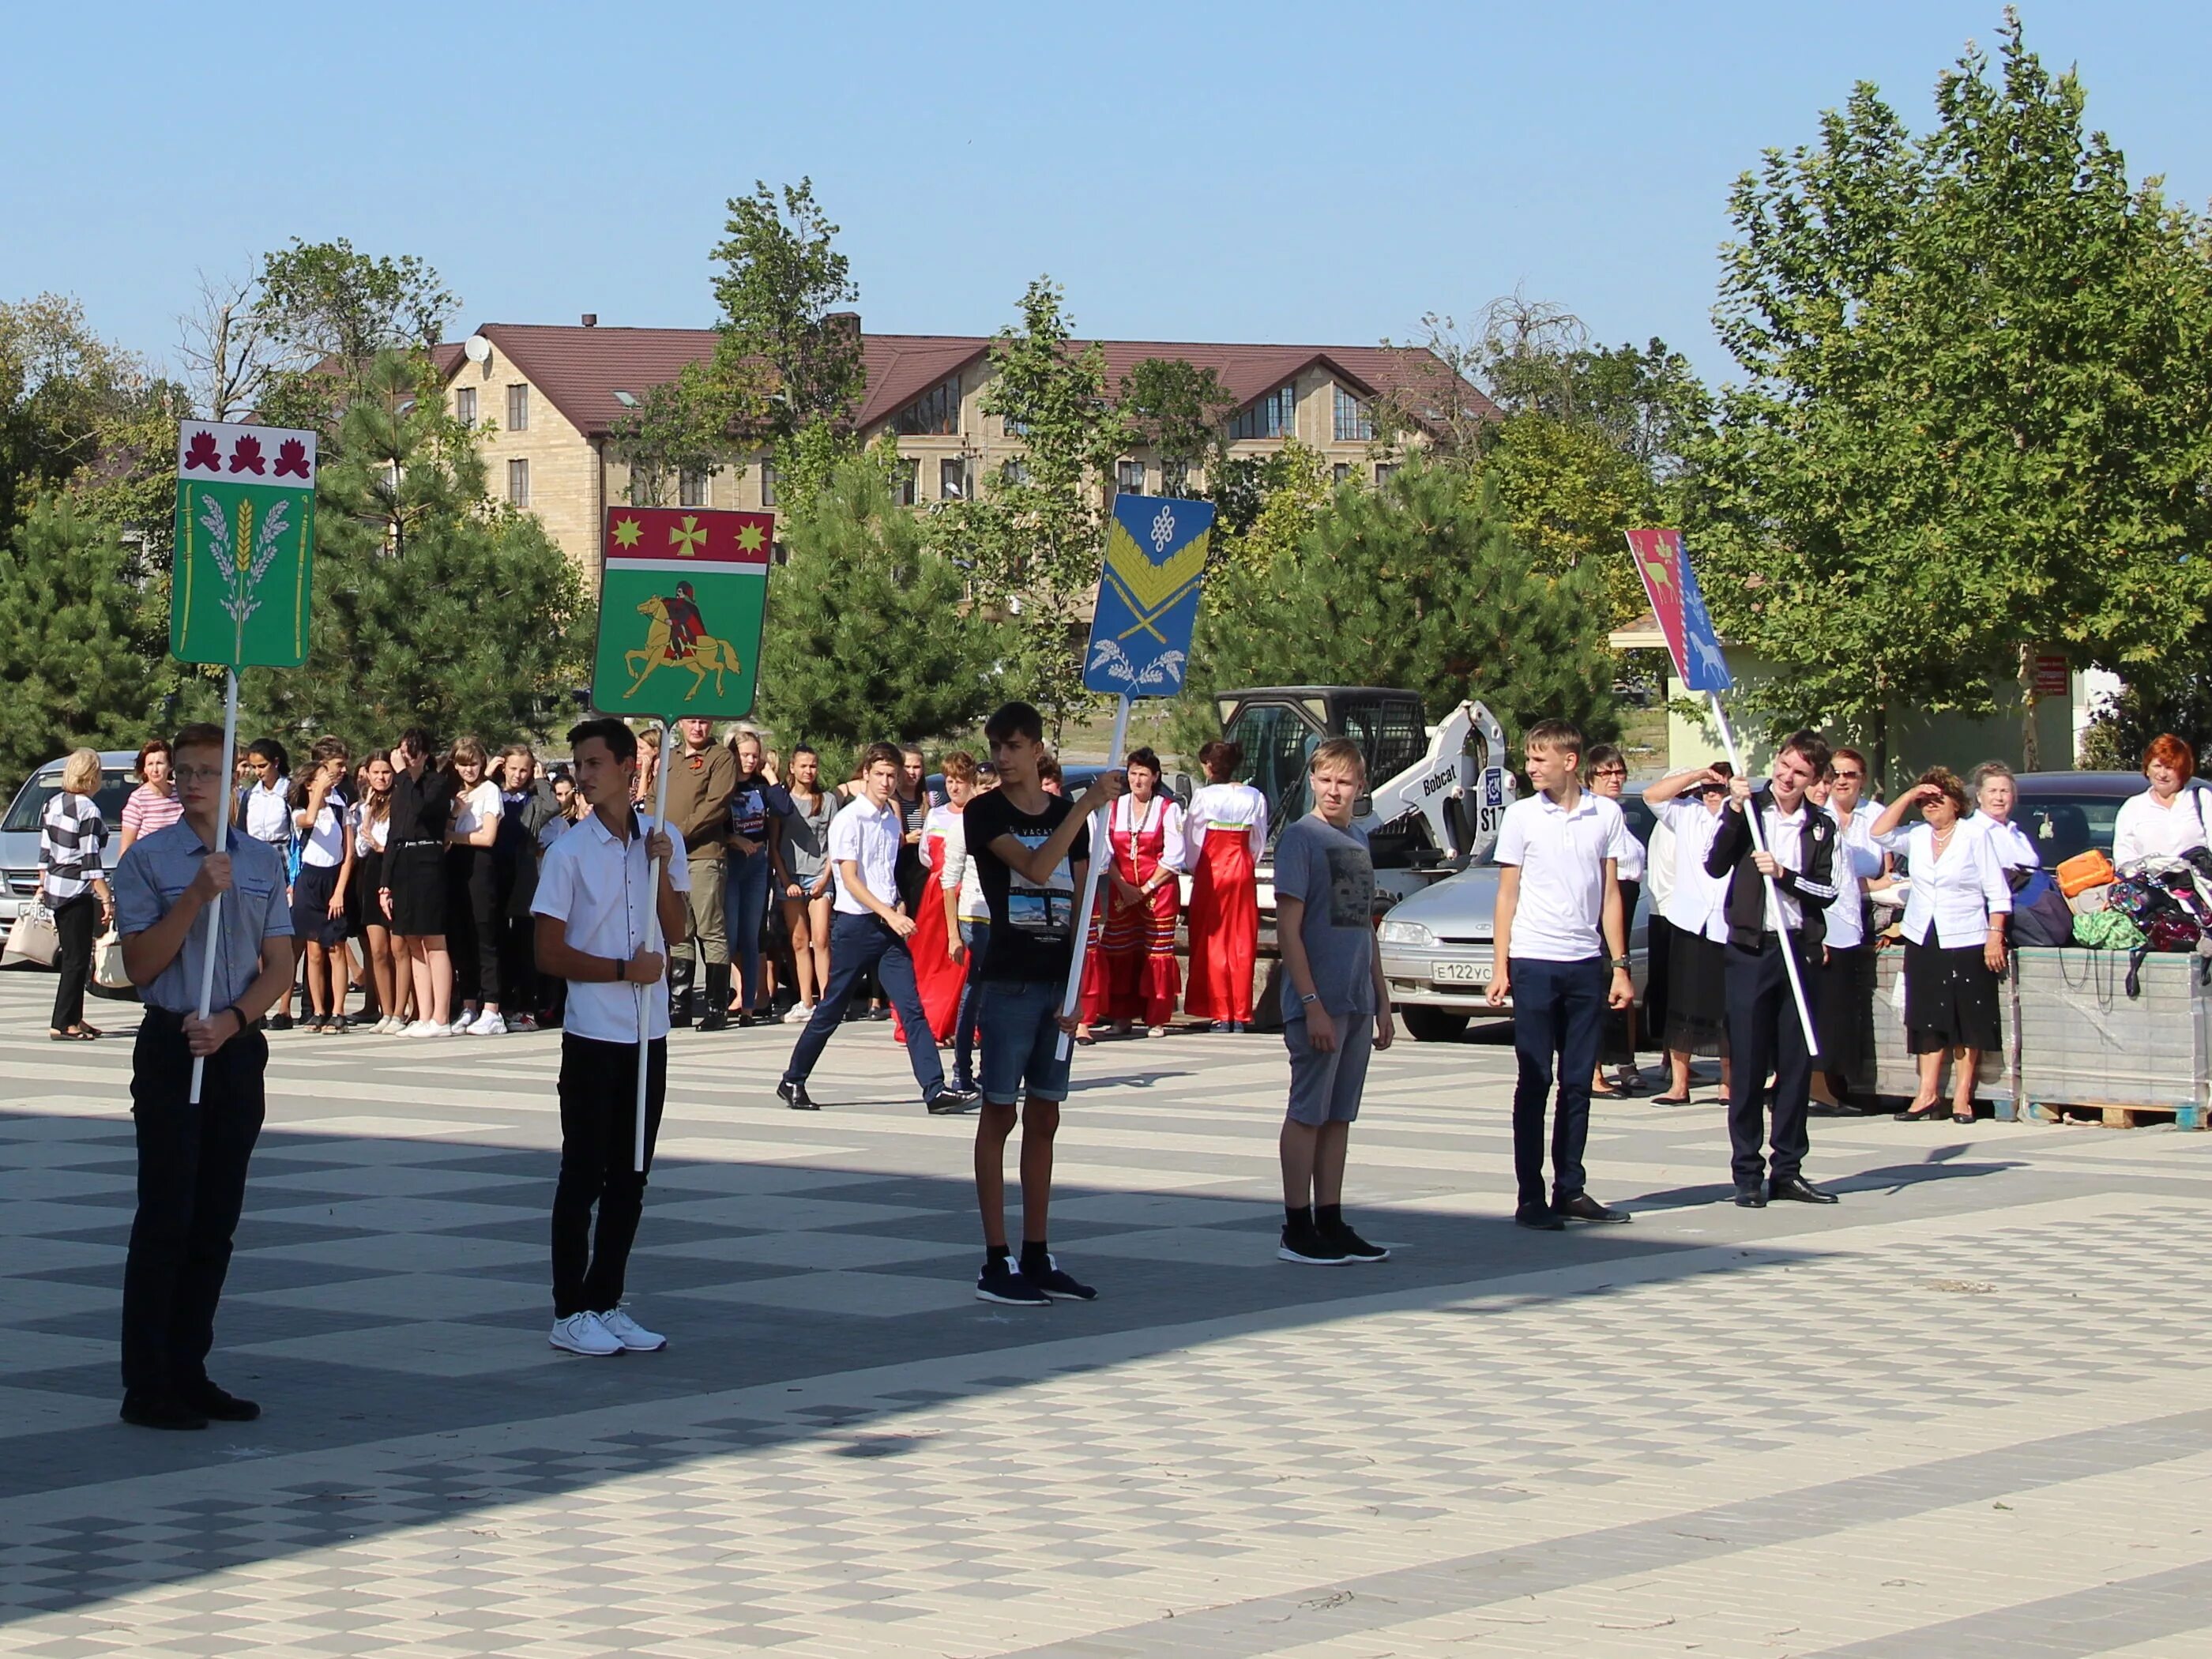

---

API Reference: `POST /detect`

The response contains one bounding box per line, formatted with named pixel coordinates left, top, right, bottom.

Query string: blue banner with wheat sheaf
left=1084, top=494, right=1213, bottom=697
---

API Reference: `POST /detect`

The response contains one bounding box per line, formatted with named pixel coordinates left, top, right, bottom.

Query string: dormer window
left=1333, top=386, right=1372, bottom=442
left=1229, top=382, right=1296, bottom=441
left=894, top=376, right=961, bottom=437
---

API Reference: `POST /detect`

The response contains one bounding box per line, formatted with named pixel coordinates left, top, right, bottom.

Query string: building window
left=506, top=384, right=529, bottom=431
left=1161, top=459, right=1190, bottom=495
left=1001, top=458, right=1030, bottom=486
left=1002, top=411, right=1029, bottom=438
left=1334, top=463, right=1352, bottom=485
left=894, top=376, right=961, bottom=437
left=1115, top=460, right=1146, bottom=497
left=760, top=461, right=777, bottom=509
left=939, top=457, right=970, bottom=500
left=679, top=468, right=709, bottom=508
left=1333, top=386, right=1372, bottom=442
left=506, top=458, right=530, bottom=506
left=455, top=386, right=476, bottom=427
left=1228, top=382, right=1296, bottom=441
left=893, top=458, right=919, bottom=507
left=1375, top=461, right=1398, bottom=486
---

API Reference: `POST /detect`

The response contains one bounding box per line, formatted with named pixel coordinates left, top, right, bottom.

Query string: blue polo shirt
left=112, top=824, right=293, bottom=1014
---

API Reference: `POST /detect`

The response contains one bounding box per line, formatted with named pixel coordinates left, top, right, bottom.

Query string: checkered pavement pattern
left=3, top=972, right=2212, bottom=1656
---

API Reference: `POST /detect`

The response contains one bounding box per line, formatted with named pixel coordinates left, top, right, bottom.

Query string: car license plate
left=1431, top=961, right=1485, bottom=985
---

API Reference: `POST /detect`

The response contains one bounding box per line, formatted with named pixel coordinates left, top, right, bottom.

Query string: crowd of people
left=43, top=704, right=2212, bottom=1428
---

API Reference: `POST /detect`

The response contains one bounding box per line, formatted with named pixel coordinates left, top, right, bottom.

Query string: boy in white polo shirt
left=532, top=718, right=690, bottom=1357
left=1486, top=719, right=1635, bottom=1232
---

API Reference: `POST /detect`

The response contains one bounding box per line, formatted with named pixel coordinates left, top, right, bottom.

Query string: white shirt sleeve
left=826, top=802, right=863, bottom=868
left=938, top=812, right=966, bottom=890
left=1248, top=790, right=1269, bottom=859
left=2112, top=793, right=2146, bottom=868
left=1494, top=801, right=1529, bottom=867
left=1972, top=825, right=2011, bottom=918
left=1184, top=792, right=1209, bottom=855
left=1602, top=800, right=1633, bottom=863
left=1161, top=800, right=1187, bottom=872
left=531, top=837, right=574, bottom=922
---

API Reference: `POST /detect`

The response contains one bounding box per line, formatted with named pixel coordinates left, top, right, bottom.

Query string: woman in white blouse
left=1968, top=761, right=2040, bottom=875
left=1183, top=740, right=1269, bottom=1033
left=443, top=736, right=506, bottom=1036
left=1078, top=747, right=1188, bottom=1041
left=1871, top=767, right=2011, bottom=1123
left=1584, top=745, right=1643, bottom=1096
left=1641, top=763, right=1735, bottom=1106
left=2112, top=734, right=2209, bottom=870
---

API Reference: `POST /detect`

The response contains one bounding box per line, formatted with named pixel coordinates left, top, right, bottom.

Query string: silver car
left=1376, top=796, right=1653, bottom=1043
left=0, top=752, right=139, bottom=927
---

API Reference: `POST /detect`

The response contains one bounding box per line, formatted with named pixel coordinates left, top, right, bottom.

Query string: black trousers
left=448, top=848, right=501, bottom=1003
left=1508, top=955, right=1605, bottom=1208
left=49, top=891, right=99, bottom=1030
left=121, top=1012, right=266, bottom=1398
left=1723, top=936, right=1814, bottom=1191
left=552, top=1033, right=666, bottom=1319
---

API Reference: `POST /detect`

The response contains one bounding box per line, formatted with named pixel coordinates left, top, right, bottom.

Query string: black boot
left=698, top=964, right=732, bottom=1033
left=668, top=957, right=695, bottom=1028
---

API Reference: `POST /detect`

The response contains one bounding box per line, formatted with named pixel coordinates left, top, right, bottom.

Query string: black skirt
left=1815, top=942, right=1875, bottom=1087
left=290, top=862, right=349, bottom=949
left=1903, top=937, right=2002, bottom=1054
left=353, top=845, right=385, bottom=933
left=1661, top=927, right=1729, bottom=1057
left=386, top=842, right=446, bottom=937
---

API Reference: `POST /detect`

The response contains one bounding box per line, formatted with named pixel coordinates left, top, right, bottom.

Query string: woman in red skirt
left=896, top=754, right=969, bottom=1046
left=1183, top=739, right=1270, bottom=1033
left=1078, top=747, right=1187, bottom=1040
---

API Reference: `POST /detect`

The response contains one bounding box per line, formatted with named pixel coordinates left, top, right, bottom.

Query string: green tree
left=1694, top=11, right=2212, bottom=775
left=1171, top=461, right=1618, bottom=760
left=1119, top=357, right=1235, bottom=480
left=0, top=294, right=166, bottom=535
left=759, top=450, right=1009, bottom=773
left=0, top=501, right=164, bottom=789
left=932, top=278, right=1134, bottom=739
left=1206, top=438, right=1332, bottom=574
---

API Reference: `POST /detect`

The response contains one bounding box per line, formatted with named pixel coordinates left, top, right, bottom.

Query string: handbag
left=93, top=929, right=132, bottom=991
left=2056, top=848, right=2116, bottom=897
left=2, top=905, right=60, bottom=968
left=2011, top=883, right=2078, bottom=947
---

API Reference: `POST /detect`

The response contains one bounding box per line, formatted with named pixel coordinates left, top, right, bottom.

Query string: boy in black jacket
left=1707, top=731, right=1841, bottom=1208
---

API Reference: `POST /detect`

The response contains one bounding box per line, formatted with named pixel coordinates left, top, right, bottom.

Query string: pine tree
left=0, top=500, right=163, bottom=788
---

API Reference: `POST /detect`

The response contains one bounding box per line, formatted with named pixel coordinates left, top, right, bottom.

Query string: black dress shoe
left=120, top=1393, right=209, bottom=1431
left=925, top=1086, right=981, bottom=1115
left=777, top=1079, right=818, bottom=1112
left=698, top=1006, right=729, bottom=1033
left=1734, top=1188, right=1767, bottom=1208
left=1514, top=1202, right=1567, bottom=1232
left=1770, top=1175, right=1840, bottom=1205
left=180, top=1381, right=261, bottom=1422
left=1552, top=1192, right=1631, bottom=1224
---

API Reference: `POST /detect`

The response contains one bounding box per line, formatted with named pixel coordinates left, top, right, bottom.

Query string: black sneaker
left=1319, top=1217, right=1390, bottom=1262
left=266, top=1012, right=293, bottom=1033
left=179, top=1380, right=261, bottom=1422
left=1024, top=1254, right=1096, bottom=1301
left=926, top=1085, right=981, bottom=1115
left=976, top=1259, right=1050, bottom=1306
left=1514, top=1202, right=1567, bottom=1232
left=1277, top=1223, right=1349, bottom=1265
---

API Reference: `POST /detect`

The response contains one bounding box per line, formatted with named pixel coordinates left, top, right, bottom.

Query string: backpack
left=2011, top=882, right=2078, bottom=947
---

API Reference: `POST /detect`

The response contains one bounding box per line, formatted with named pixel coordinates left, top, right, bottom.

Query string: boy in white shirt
left=1487, top=719, right=1635, bottom=1232
left=531, top=719, right=690, bottom=1358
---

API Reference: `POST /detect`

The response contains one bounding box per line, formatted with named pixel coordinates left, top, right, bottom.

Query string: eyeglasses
left=175, top=766, right=226, bottom=784
left=1832, top=769, right=1864, bottom=781
left=1592, top=768, right=1627, bottom=780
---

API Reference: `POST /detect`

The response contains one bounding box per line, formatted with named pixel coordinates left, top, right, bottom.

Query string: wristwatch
left=1609, top=957, right=1631, bottom=971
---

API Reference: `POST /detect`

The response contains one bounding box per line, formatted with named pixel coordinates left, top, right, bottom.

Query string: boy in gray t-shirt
left=1274, top=737, right=1395, bottom=1265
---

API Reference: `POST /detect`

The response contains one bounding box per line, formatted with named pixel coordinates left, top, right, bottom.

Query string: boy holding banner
left=531, top=719, right=689, bottom=1356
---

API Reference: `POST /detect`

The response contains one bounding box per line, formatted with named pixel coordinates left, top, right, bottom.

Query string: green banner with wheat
left=171, top=420, right=318, bottom=668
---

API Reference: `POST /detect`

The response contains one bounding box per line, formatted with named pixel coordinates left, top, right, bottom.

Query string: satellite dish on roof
left=462, top=335, right=491, bottom=364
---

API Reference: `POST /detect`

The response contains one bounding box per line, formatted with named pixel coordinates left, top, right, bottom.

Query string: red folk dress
left=1183, top=781, right=1268, bottom=1025
left=1083, top=794, right=1186, bottom=1027
left=894, top=805, right=965, bottom=1045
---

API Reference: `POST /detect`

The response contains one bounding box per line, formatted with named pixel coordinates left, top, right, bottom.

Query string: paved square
left=2, top=973, right=2210, bottom=1657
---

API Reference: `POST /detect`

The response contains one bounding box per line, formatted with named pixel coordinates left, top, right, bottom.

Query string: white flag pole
left=1707, top=690, right=1820, bottom=1055
left=635, top=720, right=673, bottom=1174
left=1056, top=694, right=1132, bottom=1063
left=187, top=670, right=239, bottom=1106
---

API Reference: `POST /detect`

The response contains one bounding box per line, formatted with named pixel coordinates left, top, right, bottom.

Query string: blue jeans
left=1507, top=955, right=1606, bottom=1208
left=781, top=912, right=945, bottom=1098
left=954, top=920, right=990, bottom=1091
left=724, top=850, right=770, bottom=1010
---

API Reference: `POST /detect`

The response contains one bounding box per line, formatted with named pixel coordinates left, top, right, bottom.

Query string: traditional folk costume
left=1183, top=781, right=1268, bottom=1025
left=1082, top=792, right=1187, bottom=1028
left=896, top=803, right=968, bottom=1045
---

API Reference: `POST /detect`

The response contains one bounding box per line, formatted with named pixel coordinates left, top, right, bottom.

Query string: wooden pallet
left=2025, top=1099, right=2209, bottom=1130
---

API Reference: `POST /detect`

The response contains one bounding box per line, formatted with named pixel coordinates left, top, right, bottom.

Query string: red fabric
left=1185, top=829, right=1257, bottom=1022
left=1090, top=799, right=1181, bottom=1027
left=893, top=825, right=963, bottom=1045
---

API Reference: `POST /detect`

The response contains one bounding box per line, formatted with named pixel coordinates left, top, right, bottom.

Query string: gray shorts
left=1283, top=1011, right=1375, bottom=1126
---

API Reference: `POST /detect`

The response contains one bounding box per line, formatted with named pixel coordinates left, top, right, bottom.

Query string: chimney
left=825, top=310, right=860, bottom=348
left=581, top=313, right=598, bottom=328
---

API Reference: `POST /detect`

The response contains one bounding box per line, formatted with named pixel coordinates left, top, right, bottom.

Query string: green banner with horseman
left=590, top=506, right=773, bottom=720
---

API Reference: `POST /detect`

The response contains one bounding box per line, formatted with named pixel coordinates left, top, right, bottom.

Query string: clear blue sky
left=6, top=2, right=2205, bottom=387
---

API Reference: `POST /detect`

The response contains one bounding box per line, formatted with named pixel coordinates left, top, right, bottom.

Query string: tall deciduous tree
left=250, top=239, right=457, bottom=430
left=759, top=449, right=1009, bottom=773
left=1694, top=10, right=2212, bottom=773
left=1171, top=461, right=1617, bottom=760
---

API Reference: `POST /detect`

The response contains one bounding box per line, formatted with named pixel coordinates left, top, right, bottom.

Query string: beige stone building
left=434, top=318, right=1485, bottom=578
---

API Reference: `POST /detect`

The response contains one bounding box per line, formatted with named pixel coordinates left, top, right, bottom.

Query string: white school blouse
left=1876, top=821, right=2011, bottom=948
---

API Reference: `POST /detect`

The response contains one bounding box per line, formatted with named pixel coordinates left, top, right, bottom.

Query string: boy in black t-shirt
left=963, top=702, right=1127, bottom=1306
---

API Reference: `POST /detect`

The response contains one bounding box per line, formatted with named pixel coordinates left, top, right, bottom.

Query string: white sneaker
left=468, top=1012, right=507, bottom=1036
left=548, top=1311, right=623, bottom=1356
left=595, top=1307, right=667, bottom=1352
left=404, top=1019, right=452, bottom=1038
left=452, top=1008, right=480, bottom=1033
left=783, top=1003, right=814, bottom=1025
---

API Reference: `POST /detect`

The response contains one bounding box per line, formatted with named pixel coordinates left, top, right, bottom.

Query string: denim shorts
left=977, top=979, right=1071, bottom=1105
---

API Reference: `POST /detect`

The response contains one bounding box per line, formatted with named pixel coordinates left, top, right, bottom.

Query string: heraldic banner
left=171, top=420, right=318, bottom=668
left=592, top=506, right=774, bottom=720
left=1083, top=493, right=1214, bottom=697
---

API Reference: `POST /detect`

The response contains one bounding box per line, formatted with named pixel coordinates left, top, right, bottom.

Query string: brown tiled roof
left=442, top=323, right=1490, bottom=439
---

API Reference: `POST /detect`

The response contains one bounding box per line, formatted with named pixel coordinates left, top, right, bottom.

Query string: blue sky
left=6, top=2, right=2205, bottom=388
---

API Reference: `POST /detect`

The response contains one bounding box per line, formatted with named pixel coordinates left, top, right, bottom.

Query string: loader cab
left=1213, top=687, right=1430, bottom=867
